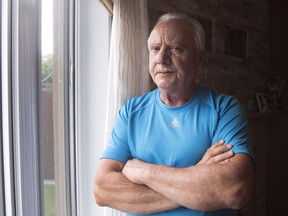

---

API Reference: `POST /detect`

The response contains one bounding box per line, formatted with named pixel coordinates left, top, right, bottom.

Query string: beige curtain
left=98, top=0, right=114, bottom=15
left=103, top=0, right=150, bottom=215
left=104, top=0, right=150, bottom=145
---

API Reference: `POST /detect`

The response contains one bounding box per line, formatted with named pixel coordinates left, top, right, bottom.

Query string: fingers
left=210, top=149, right=234, bottom=164
left=197, top=140, right=234, bottom=165
left=208, top=142, right=233, bottom=158
left=122, top=159, right=148, bottom=185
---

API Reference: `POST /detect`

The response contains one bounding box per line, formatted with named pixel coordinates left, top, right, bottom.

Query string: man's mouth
left=158, top=71, right=172, bottom=74
left=155, top=69, right=174, bottom=75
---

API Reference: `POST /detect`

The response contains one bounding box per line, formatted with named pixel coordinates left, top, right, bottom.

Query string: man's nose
left=156, top=48, right=171, bottom=64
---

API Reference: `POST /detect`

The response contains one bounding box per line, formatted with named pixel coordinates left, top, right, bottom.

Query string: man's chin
left=153, top=77, right=176, bottom=88
left=155, top=82, right=177, bottom=91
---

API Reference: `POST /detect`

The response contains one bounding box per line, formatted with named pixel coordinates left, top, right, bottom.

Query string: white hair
left=154, top=13, right=206, bottom=51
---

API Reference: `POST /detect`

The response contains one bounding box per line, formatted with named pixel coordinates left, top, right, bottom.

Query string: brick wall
left=147, top=0, right=269, bottom=112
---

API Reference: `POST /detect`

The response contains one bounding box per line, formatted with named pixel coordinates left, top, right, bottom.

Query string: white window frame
left=0, top=2, right=5, bottom=215
left=1, top=0, right=15, bottom=215
left=2, top=0, right=42, bottom=215
left=75, top=0, right=110, bottom=215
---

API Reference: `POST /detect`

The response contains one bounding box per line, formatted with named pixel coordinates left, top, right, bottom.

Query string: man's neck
left=159, top=83, right=198, bottom=107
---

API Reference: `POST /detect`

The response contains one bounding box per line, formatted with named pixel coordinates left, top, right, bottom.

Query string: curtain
left=98, top=0, right=114, bottom=15
left=104, top=0, right=150, bottom=215
left=104, top=0, right=150, bottom=145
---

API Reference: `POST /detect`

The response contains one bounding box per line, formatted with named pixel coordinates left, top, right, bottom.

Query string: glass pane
left=40, top=0, right=69, bottom=215
left=41, top=0, right=55, bottom=215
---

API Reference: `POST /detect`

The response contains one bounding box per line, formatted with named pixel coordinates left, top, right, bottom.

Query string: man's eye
left=151, top=47, right=160, bottom=53
left=172, top=47, right=183, bottom=53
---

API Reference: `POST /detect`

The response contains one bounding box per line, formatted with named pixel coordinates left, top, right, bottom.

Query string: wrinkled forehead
left=148, top=20, right=195, bottom=45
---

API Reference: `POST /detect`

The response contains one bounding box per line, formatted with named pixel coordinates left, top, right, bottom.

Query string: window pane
left=40, top=0, right=70, bottom=215
left=41, top=0, right=55, bottom=215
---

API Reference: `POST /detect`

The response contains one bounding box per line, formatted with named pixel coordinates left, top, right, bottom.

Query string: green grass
left=44, top=182, right=55, bottom=216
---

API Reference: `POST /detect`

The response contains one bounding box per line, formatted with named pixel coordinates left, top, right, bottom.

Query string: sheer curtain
left=104, top=0, right=150, bottom=147
left=103, top=0, right=150, bottom=215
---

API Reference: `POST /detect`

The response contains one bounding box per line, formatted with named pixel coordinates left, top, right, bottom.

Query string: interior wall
left=268, top=0, right=288, bottom=215
left=269, top=0, right=288, bottom=108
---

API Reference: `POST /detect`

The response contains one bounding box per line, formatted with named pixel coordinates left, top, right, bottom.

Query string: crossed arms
left=94, top=140, right=254, bottom=214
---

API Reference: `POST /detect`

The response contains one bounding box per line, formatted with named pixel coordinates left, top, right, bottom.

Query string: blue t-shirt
left=101, top=85, right=254, bottom=216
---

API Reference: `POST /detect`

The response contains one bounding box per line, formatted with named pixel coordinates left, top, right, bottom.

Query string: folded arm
left=123, top=149, right=254, bottom=211
left=94, top=158, right=179, bottom=214
left=94, top=140, right=237, bottom=214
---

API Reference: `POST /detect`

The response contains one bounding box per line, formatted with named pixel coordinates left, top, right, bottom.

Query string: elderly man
left=94, top=13, right=254, bottom=216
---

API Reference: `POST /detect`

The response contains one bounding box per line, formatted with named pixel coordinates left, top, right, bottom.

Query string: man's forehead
left=148, top=22, right=194, bottom=44
left=155, top=20, right=194, bottom=32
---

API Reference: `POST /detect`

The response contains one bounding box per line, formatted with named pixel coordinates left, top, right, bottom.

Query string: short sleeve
left=101, top=106, right=132, bottom=163
left=212, top=97, right=255, bottom=163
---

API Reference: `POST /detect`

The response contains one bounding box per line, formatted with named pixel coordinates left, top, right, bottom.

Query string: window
left=1, top=0, right=110, bottom=215
left=225, top=26, right=247, bottom=58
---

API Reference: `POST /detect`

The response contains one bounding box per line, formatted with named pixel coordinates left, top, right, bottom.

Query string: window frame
left=1, top=0, right=76, bottom=215
left=9, top=0, right=42, bottom=215
left=75, top=0, right=110, bottom=215
left=1, top=0, right=16, bottom=215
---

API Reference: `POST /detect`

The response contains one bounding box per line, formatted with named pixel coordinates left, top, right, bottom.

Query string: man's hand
left=122, top=158, right=148, bottom=185
left=197, top=140, right=234, bottom=165
left=94, top=159, right=180, bottom=214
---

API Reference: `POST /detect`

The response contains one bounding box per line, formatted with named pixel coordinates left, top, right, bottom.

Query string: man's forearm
left=94, top=160, right=180, bottom=214
left=127, top=154, right=253, bottom=211
left=122, top=140, right=254, bottom=212
left=141, top=162, right=234, bottom=210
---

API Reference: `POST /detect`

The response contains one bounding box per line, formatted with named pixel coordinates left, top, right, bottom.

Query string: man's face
left=148, top=20, right=202, bottom=91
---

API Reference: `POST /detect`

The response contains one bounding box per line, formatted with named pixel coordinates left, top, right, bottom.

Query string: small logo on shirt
left=169, top=118, right=180, bottom=128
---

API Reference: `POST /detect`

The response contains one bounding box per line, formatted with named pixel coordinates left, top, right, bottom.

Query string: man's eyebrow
left=169, top=41, right=187, bottom=47
left=148, top=42, right=161, bottom=47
